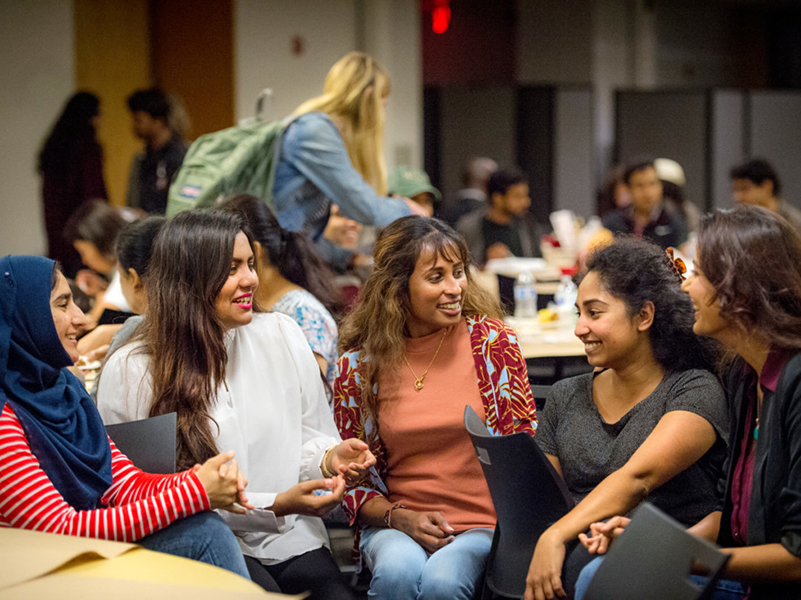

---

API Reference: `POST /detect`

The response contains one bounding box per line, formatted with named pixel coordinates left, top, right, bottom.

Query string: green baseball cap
left=388, top=166, right=442, bottom=201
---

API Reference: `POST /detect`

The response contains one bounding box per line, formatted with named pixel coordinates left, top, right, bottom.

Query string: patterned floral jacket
left=333, top=315, right=537, bottom=525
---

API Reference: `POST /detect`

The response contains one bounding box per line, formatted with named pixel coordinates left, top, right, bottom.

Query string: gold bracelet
left=320, top=444, right=337, bottom=478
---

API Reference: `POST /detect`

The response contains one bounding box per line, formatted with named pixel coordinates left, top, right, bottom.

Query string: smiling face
left=406, top=245, right=468, bottom=338
left=681, top=251, right=730, bottom=341
left=214, top=231, right=258, bottom=331
left=50, top=270, right=87, bottom=364
left=574, top=271, right=651, bottom=369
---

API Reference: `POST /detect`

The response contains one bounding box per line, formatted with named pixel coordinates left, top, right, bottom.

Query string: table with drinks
left=473, top=259, right=586, bottom=361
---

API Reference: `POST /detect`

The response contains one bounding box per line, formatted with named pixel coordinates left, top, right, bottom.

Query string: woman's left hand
left=525, top=528, right=568, bottom=600
left=329, top=439, right=376, bottom=485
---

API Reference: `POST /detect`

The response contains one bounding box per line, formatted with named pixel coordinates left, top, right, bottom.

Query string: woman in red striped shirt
left=0, top=254, right=251, bottom=577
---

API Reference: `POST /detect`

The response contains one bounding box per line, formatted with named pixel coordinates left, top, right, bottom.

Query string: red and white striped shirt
left=0, top=403, right=209, bottom=541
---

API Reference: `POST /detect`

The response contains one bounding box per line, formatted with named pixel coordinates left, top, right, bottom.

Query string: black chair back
left=464, top=405, right=574, bottom=599
left=583, top=502, right=730, bottom=600
left=105, top=412, right=177, bottom=474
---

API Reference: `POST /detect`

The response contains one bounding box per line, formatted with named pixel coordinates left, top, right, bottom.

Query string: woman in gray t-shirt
left=525, top=238, right=728, bottom=600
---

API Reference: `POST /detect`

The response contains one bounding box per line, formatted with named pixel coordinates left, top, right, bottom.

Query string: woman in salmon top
left=334, top=216, right=537, bottom=599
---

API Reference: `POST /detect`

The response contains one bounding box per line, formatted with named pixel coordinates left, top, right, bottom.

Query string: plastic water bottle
left=554, top=274, right=578, bottom=320
left=514, top=271, right=538, bottom=319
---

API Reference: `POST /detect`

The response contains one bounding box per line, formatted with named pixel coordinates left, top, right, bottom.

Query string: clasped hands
left=195, top=450, right=253, bottom=514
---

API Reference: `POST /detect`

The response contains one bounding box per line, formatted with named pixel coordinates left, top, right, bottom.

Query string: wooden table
left=505, top=317, right=585, bottom=359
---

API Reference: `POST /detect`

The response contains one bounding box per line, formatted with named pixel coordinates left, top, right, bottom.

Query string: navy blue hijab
left=0, top=255, right=112, bottom=510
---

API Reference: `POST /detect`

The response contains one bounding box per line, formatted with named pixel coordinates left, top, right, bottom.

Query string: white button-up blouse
left=97, top=312, right=341, bottom=563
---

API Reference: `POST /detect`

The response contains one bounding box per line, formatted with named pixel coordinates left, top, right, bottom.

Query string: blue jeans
left=138, top=512, right=250, bottom=580
left=574, top=556, right=747, bottom=600
left=360, top=526, right=493, bottom=600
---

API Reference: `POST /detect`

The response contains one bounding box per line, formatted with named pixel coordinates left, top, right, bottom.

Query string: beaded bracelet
left=383, top=502, right=408, bottom=529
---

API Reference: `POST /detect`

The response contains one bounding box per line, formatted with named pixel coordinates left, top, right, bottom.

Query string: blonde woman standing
left=273, top=52, right=426, bottom=271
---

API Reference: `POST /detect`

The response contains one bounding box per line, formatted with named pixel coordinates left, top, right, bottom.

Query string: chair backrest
left=105, top=413, right=177, bottom=474
left=464, top=405, right=574, bottom=599
left=582, top=502, right=730, bottom=600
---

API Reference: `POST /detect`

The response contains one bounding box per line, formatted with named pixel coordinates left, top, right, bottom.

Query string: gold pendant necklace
left=403, top=329, right=448, bottom=392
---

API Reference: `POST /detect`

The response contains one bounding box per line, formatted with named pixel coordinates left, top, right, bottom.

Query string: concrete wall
left=0, top=0, right=75, bottom=256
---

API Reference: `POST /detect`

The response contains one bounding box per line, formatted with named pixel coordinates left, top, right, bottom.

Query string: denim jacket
left=272, top=113, right=410, bottom=270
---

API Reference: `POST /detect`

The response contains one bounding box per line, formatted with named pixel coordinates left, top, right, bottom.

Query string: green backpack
left=166, top=117, right=287, bottom=217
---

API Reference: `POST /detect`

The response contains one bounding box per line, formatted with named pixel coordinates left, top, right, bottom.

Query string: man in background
left=126, top=88, right=187, bottom=214
left=603, top=158, right=687, bottom=250
left=731, top=158, right=801, bottom=234
left=457, top=167, right=539, bottom=265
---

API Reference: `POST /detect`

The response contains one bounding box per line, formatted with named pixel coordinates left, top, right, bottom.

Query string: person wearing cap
left=654, top=158, right=701, bottom=235
left=388, top=166, right=441, bottom=217
left=456, top=167, right=540, bottom=266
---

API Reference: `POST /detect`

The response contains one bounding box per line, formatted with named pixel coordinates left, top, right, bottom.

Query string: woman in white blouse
left=97, top=209, right=373, bottom=599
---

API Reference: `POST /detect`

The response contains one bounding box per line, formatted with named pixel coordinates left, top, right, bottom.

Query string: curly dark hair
left=582, top=236, right=717, bottom=372
left=696, top=205, right=801, bottom=350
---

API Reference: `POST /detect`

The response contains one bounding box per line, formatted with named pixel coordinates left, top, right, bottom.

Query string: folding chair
left=465, top=405, right=574, bottom=599
left=105, top=412, right=177, bottom=474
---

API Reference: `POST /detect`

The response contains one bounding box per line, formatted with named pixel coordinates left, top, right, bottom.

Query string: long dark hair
left=218, top=194, right=342, bottom=316
left=138, top=210, right=256, bottom=470
left=583, top=236, right=717, bottom=373
left=696, top=205, right=801, bottom=350
left=39, top=92, right=100, bottom=174
left=339, top=216, right=502, bottom=436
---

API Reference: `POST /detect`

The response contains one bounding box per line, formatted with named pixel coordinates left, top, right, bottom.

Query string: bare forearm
left=547, top=470, right=650, bottom=543
left=357, top=496, right=393, bottom=529
left=721, top=544, right=801, bottom=583
left=687, top=511, right=721, bottom=543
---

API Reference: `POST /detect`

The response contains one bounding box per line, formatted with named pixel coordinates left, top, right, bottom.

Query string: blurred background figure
left=730, top=158, right=801, bottom=235
left=126, top=88, right=188, bottom=215
left=457, top=167, right=539, bottom=266
left=38, top=92, right=108, bottom=277
left=439, top=156, right=498, bottom=226
left=388, top=165, right=442, bottom=217
left=655, top=157, right=701, bottom=235
left=596, top=163, right=630, bottom=219
left=63, top=200, right=136, bottom=330
left=603, top=158, right=687, bottom=250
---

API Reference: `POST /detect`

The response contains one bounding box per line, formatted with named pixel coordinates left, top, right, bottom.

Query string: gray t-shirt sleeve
left=535, top=379, right=574, bottom=457
left=664, top=369, right=729, bottom=444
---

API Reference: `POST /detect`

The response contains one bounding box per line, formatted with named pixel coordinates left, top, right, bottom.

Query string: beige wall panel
left=74, top=0, right=151, bottom=206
